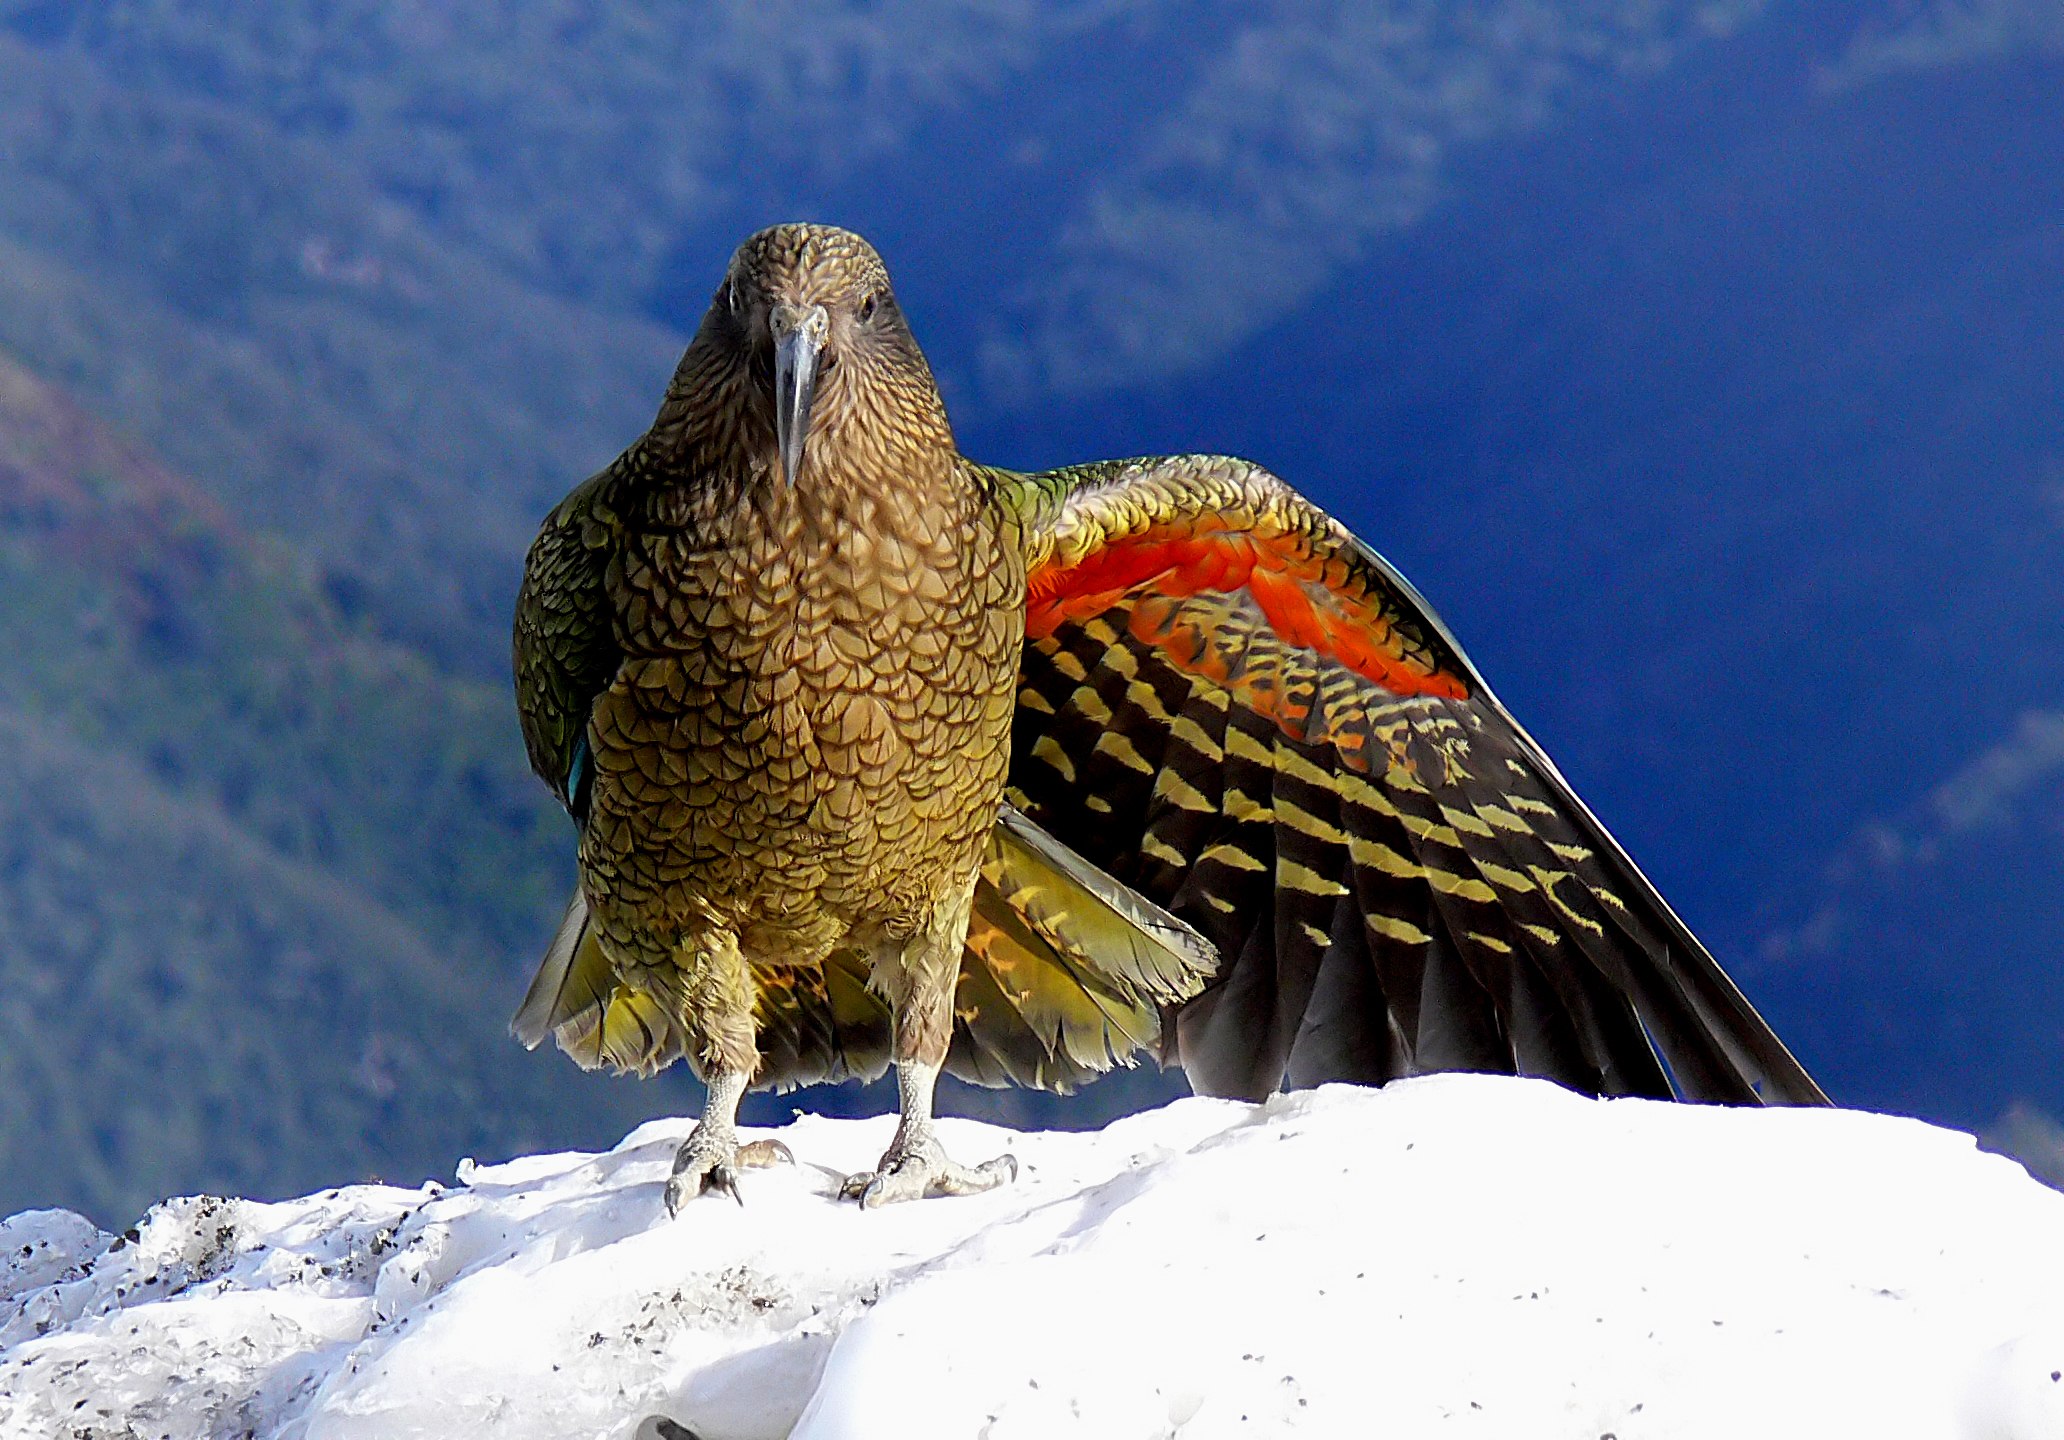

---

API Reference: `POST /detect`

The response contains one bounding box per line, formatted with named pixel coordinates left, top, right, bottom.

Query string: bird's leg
left=664, top=1067, right=788, bottom=1212
left=842, top=890, right=1017, bottom=1208
left=838, top=1056, right=1017, bottom=1208
left=663, top=931, right=792, bottom=1214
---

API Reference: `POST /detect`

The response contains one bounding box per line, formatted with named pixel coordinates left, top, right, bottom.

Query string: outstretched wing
left=995, top=454, right=1827, bottom=1106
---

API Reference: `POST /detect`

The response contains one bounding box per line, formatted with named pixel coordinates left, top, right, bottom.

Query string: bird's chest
left=606, top=470, right=1025, bottom=790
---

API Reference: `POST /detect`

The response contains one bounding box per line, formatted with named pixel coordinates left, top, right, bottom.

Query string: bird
left=511, top=222, right=1828, bottom=1212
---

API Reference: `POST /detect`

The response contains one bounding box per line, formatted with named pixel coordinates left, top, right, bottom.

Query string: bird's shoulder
left=978, top=452, right=1323, bottom=559
left=527, top=448, right=649, bottom=560
left=520, top=439, right=728, bottom=597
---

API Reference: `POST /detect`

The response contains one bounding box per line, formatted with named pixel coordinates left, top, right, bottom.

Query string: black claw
left=703, top=1165, right=744, bottom=1206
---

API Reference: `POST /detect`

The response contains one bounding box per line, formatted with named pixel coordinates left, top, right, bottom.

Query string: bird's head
left=697, top=223, right=943, bottom=487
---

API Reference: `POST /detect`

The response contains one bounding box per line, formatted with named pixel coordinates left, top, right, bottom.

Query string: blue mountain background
left=0, top=0, right=2059, bottom=1221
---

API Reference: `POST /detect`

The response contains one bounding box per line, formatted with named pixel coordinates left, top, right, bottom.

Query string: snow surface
left=4, top=1075, right=2064, bottom=1439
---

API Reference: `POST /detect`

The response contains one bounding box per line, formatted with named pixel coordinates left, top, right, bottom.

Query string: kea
left=512, top=223, right=1827, bottom=1212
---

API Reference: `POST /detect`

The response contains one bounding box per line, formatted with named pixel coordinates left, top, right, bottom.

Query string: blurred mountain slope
left=0, top=29, right=680, bottom=669
left=0, top=350, right=676, bottom=1221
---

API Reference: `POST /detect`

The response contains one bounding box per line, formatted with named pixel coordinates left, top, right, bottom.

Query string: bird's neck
left=651, top=348, right=967, bottom=531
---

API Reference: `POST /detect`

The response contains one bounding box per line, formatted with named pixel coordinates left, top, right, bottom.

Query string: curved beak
left=771, top=302, right=830, bottom=487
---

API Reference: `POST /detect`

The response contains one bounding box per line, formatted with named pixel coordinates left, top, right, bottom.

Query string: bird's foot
left=663, top=1128, right=794, bottom=1214
left=839, top=1130, right=1017, bottom=1209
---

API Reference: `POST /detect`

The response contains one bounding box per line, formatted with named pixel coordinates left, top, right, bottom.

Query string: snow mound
left=4, top=1075, right=2063, bottom=1439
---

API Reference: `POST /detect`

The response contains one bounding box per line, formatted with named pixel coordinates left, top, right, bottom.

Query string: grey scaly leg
left=665, top=1068, right=793, bottom=1213
left=840, top=1056, right=1018, bottom=1208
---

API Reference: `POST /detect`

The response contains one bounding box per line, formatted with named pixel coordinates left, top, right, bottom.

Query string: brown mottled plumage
left=514, top=223, right=1825, bottom=1212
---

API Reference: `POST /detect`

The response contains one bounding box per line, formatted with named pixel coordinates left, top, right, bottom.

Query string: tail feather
left=510, top=888, right=602, bottom=1051
left=992, top=803, right=1218, bottom=1006
left=947, top=806, right=1220, bottom=1091
left=511, top=886, right=685, bottom=1076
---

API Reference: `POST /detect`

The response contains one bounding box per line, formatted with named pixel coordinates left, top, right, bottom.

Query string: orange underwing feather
left=1027, top=523, right=1470, bottom=706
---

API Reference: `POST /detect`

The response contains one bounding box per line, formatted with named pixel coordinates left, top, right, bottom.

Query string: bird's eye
left=858, top=291, right=880, bottom=323
left=726, top=281, right=747, bottom=319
